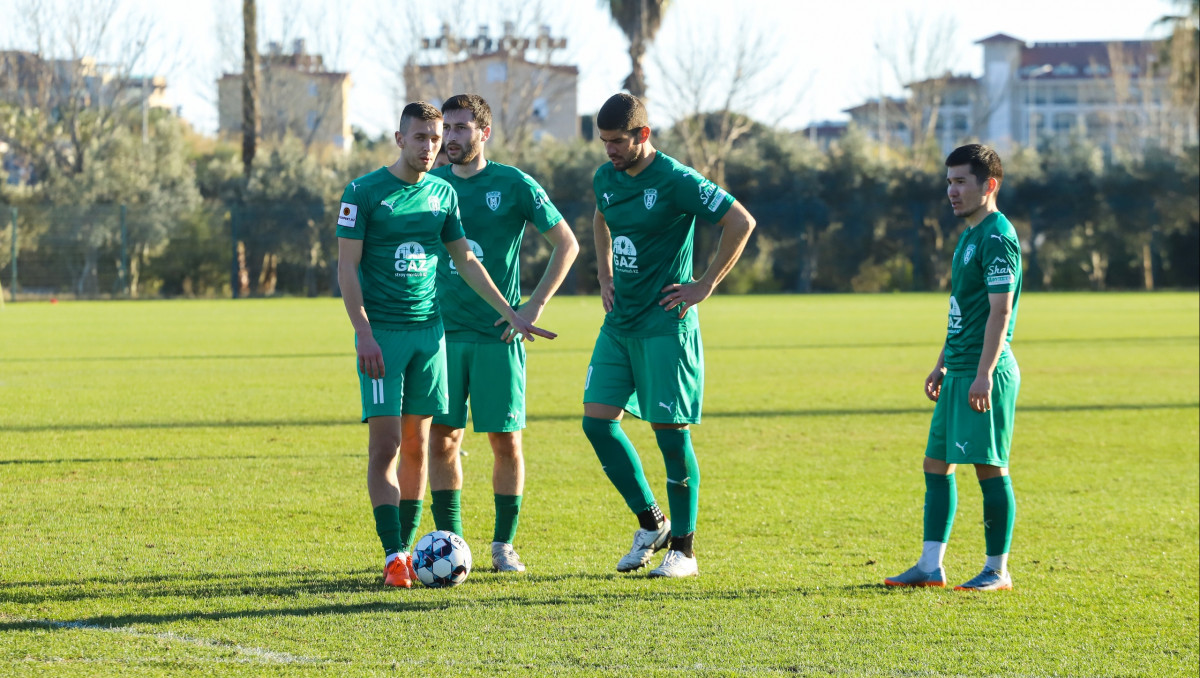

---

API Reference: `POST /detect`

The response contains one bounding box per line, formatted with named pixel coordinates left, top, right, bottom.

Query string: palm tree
left=602, top=0, right=671, bottom=99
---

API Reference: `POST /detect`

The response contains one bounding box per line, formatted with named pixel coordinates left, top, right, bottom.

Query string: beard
left=448, top=137, right=482, bottom=165
left=609, top=145, right=642, bottom=171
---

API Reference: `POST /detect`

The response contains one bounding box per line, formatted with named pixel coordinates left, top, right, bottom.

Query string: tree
left=0, top=0, right=157, bottom=180
left=602, top=0, right=670, bottom=99
left=242, top=0, right=258, bottom=176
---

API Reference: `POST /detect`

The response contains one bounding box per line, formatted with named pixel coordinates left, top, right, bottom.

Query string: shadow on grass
left=3, top=334, right=1194, bottom=365
left=2, top=401, right=1195, bottom=437
left=0, top=574, right=825, bottom=630
left=0, top=452, right=359, bottom=466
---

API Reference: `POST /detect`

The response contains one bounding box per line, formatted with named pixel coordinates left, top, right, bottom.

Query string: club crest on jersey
left=486, top=191, right=502, bottom=211
left=644, top=188, right=658, bottom=210
left=428, top=195, right=442, bottom=217
left=963, top=244, right=976, bottom=264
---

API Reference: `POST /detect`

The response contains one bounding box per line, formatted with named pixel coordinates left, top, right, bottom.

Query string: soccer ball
left=412, top=530, right=472, bottom=588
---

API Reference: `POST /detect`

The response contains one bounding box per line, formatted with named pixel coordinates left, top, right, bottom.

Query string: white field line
left=5, top=615, right=330, bottom=665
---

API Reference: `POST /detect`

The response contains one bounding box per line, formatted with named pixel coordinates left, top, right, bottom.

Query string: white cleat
left=649, top=549, right=698, bottom=578
left=491, top=541, right=526, bottom=572
left=616, top=519, right=671, bottom=572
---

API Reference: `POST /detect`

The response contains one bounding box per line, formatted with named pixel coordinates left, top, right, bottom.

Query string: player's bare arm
left=659, top=200, right=756, bottom=318
left=593, top=208, right=616, bottom=313
left=925, top=347, right=947, bottom=402
left=968, top=291, right=1015, bottom=413
left=337, top=237, right=384, bottom=379
left=445, top=236, right=557, bottom=343
left=494, top=220, right=579, bottom=340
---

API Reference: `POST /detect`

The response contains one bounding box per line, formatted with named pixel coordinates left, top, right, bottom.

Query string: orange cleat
left=384, top=553, right=414, bottom=588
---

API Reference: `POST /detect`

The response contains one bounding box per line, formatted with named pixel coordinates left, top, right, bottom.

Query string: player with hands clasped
left=336, top=102, right=553, bottom=588
left=581, top=93, right=756, bottom=578
left=886, top=144, right=1022, bottom=592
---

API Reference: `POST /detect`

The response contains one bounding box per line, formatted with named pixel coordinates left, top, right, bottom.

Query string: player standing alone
left=427, top=94, right=579, bottom=572
left=886, top=144, right=1022, bottom=592
left=336, top=102, right=553, bottom=588
left=582, top=93, right=755, bottom=578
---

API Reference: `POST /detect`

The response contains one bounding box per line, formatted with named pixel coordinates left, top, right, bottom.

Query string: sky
left=0, top=0, right=1180, bottom=137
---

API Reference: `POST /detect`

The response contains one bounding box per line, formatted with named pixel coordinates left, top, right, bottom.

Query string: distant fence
left=3, top=194, right=1197, bottom=301
left=0, top=200, right=599, bottom=301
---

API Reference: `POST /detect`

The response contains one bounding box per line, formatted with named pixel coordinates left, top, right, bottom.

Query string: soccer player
left=885, top=144, right=1022, bottom=592
left=336, top=101, right=554, bottom=589
left=426, top=94, right=579, bottom=572
left=581, top=93, right=756, bottom=578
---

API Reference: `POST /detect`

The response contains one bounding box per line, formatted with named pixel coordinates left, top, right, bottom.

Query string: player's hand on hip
left=924, top=368, right=945, bottom=402
left=495, top=302, right=546, bottom=342
left=357, top=333, right=385, bottom=379
left=659, top=281, right=712, bottom=319
left=968, top=375, right=992, bottom=413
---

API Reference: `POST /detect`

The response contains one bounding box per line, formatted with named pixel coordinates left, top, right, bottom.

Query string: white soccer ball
left=412, top=530, right=472, bottom=588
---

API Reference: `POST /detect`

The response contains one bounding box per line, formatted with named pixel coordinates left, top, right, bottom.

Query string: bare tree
left=0, top=0, right=156, bottom=179
left=875, top=13, right=960, bottom=166
left=653, top=16, right=805, bottom=187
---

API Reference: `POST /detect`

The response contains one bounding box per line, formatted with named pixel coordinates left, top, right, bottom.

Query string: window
left=1052, top=85, right=1077, bottom=105
left=532, top=97, right=548, bottom=121
left=1053, top=112, right=1075, bottom=132
left=487, top=62, right=507, bottom=83
left=308, top=81, right=318, bottom=97
left=1052, top=63, right=1079, bottom=77
left=306, top=111, right=318, bottom=131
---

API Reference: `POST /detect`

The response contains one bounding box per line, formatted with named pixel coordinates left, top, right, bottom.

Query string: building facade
left=217, top=41, right=352, bottom=151
left=844, top=33, right=1195, bottom=155
left=404, top=24, right=578, bottom=144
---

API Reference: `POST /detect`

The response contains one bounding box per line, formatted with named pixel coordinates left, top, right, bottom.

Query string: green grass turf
left=0, top=293, right=1196, bottom=677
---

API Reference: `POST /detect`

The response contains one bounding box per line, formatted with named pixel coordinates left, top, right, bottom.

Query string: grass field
left=0, top=293, right=1196, bottom=677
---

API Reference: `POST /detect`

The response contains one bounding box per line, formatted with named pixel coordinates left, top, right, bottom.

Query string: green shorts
left=432, top=339, right=526, bottom=432
left=583, top=327, right=704, bottom=425
left=925, top=367, right=1020, bottom=467
left=357, top=324, right=447, bottom=421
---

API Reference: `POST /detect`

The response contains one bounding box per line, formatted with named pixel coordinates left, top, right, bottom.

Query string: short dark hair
left=442, top=94, right=492, bottom=129
left=945, top=144, right=1003, bottom=185
left=398, top=101, right=442, bottom=133
left=596, top=93, right=648, bottom=133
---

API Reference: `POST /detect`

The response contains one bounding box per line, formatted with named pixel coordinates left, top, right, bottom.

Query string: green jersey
left=336, top=166, right=465, bottom=329
left=943, top=211, right=1022, bottom=375
left=593, top=151, right=736, bottom=337
left=431, top=161, right=563, bottom=342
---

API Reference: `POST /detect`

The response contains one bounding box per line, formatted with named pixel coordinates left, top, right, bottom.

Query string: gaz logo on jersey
left=394, top=242, right=433, bottom=277
left=947, top=295, right=963, bottom=334
left=643, top=189, right=658, bottom=210
left=986, top=257, right=1014, bottom=286
left=963, top=243, right=976, bottom=264
left=612, top=236, right=638, bottom=273
left=486, top=191, right=502, bottom=211
left=448, top=239, right=483, bottom=274
left=338, top=202, right=358, bottom=228
left=428, top=196, right=442, bottom=217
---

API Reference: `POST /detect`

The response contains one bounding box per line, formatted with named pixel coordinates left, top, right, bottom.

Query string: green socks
left=582, top=417, right=656, bottom=514
left=431, top=489, right=463, bottom=537
left=493, top=494, right=522, bottom=544
left=397, top=499, right=423, bottom=553
left=922, top=471, right=957, bottom=543
left=980, top=475, right=1016, bottom=557
left=655, top=429, right=699, bottom=537
left=372, top=504, right=402, bottom=556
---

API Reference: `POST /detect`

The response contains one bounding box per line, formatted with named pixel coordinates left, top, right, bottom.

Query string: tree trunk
left=242, top=0, right=258, bottom=176
left=1142, top=241, right=1154, bottom=291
